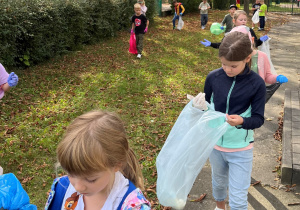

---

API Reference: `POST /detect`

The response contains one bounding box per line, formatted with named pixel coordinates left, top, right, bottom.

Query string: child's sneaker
left=137, top=54, right=141, bottom=59
left=251, top=27, right=254, bottom=29
left=173, top=26, right=176, bottom=30
left=201, top=26, right=205, bottom=29
left=258, top=28, right=264, bottom=31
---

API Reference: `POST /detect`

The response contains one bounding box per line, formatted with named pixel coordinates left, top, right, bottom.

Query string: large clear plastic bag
left=252, top=11, right=259, bottom=24
left=156, top=101, right=228, bottom=209
left=177, top=16, right=184, bottom=31
left=0, top=173, right=37, bottom=210
left=258, top=38, right=276, bottom=74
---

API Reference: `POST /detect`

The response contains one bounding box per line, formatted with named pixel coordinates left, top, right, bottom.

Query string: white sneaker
left=251, top=27, right=254, bottom=29
left=201, top=26, right=205, bottom=29
left=137, top=54, right=141, bottom=59
left=214, top=207, right=225, bottom=210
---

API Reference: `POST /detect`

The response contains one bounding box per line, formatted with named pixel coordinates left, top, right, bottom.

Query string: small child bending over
left=45, top=110, right=151, bottom=210
left=195, top=31, right=266, bottom=210
left=131, top=3, right=149, bottom=59
left=0, top=63, right=18, bottom=99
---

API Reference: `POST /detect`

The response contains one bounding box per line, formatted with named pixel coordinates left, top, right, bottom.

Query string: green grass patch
left=0, top=10, right=286, bottom=209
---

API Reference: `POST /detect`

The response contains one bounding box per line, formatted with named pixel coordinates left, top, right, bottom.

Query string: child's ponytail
left=123, top=148, right=144, bottom=190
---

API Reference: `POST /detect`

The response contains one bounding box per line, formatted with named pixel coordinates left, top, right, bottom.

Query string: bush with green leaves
left=0, top=0, right=156, bottom=67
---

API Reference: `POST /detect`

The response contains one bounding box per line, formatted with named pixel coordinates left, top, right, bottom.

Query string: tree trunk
left=244, top=0, right=249, bottom=15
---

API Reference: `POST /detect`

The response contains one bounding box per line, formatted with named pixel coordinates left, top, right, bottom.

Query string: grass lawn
left=0, top=10, right=288, bottom=209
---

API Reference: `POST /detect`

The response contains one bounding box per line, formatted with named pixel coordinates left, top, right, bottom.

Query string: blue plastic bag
left=0, top=173, right=37, bottom=210
left=156, top=101, right=228, bottom=209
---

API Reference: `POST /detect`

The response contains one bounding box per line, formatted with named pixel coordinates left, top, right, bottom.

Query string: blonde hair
left=233, top=10, right=247, bottom=21
left=57, top=110, right=144, bottom=189
left=134, top=3, right=141, bottom=9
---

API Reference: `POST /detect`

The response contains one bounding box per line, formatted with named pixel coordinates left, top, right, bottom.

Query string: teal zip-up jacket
left=204, top=65, right=266, bottom=148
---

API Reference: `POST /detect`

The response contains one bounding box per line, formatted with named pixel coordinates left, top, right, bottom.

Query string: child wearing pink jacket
left=0, top=63, right=18, bottom=99
left=230, top=26, right=288, bottom=84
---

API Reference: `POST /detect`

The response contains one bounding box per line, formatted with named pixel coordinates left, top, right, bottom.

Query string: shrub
left=0, top=0, right=156, bottom=67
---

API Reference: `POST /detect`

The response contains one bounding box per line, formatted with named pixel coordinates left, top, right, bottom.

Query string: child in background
left=199, top=0, right=211, bottom=29
left=131, top=3, right=149, bottom=59
left=172, top=0, right=185, bottom=30
left=0, top=63, right=18, bottom=99
left=201, top=10, right=268, bottom=49
left=251, top=0, right=261, bottom=29
left=45, top=110, right=151, bottom=210
left=195, top=31, right=266, bottom=210
left=236, top=0, right=240, bottom=9
left=138, top=0, right=147, bottom=16
left=220, top=4, right=237, bottom=33
left=230, top=25, right=288, bottom=85
left=258, top=0, right=267, bottom=31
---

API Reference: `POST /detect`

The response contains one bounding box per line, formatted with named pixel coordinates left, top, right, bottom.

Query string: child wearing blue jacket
left=194, top=31, right=266, bottom=210
left=45, top=110, right=150, bottom=210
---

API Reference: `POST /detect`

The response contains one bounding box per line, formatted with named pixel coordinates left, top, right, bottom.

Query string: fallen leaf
left=190, top=193, right=207, bottom=202
left=251, top=181, right=261, bottom=186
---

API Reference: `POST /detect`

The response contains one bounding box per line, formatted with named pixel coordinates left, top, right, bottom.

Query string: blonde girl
left=137, top=0, right=147, bottom=15
left=45, top=110, right=151, bottom=210
left=230, top=25, right=288, bottom=87
left=201, top=10, right=269, bottom=49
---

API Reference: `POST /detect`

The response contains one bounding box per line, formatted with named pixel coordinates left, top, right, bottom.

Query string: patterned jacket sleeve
left=121, top=188, right=151, bottom=210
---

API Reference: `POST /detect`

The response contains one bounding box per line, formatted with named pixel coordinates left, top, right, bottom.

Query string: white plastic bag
left=156, top=101, right=228, bottom=209
left=258, top=38, right=277, bottom=74
left=177, top=16, right=184, bottom=30
left=252, top=11, right=259, bottom=24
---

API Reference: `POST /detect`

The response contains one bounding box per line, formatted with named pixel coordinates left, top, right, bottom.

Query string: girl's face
left=233, top=14, right=247, bottom=26
left=220, top=56, right=251, bottom=77
left=68, top=167, right=118, bottom=197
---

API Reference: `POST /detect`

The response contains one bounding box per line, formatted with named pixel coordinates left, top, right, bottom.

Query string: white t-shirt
left=61, top=172, right=129, bottom=210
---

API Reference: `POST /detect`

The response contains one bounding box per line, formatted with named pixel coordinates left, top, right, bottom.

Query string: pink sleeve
left=0, top=63, right=9, bottom=86
left=258, top=51, right=277, bottom=84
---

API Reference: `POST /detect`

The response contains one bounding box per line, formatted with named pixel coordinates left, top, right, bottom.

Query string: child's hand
left=144, top=27, right=148, bottom=33
left=7, top=72, right=18, bottom=87
left=190, top=92, right=207, bottom=111
left=131, top=29, right=134, bottom=34
left=220, top=26, right=224, bottom=30
left=180, top=12, right=183, bottom=16
left=276, top=75, right=288, bottom=84
left=226, top=114, right=244, bottom=126
left=259, top=35, right=269, bottom=42
left=200, top=39, right=211, bottom=47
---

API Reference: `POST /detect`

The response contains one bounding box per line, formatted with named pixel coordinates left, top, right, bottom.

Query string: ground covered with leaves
left=0, top=10, right=290, bottom=209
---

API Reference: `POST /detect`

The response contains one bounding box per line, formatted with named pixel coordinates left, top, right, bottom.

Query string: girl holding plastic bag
left=230, top=26, right=288, bottom=103
left=231, top=26, right=288, bottom=85
left=201, top=31, right=266, bottom=210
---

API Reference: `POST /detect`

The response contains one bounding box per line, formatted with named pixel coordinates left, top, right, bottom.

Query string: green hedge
left=0, top=0, right=156, bottom=67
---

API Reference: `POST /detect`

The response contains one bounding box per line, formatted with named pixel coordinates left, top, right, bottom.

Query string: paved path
left=181, top=18, right=300, bottom=210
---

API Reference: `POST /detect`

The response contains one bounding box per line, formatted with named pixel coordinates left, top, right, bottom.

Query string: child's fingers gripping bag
left=156, top=100, right=229, bottom=209
left=129, top=33, right=138, bottom=54
left=210, top=22, right=226, bottom=35
left=177, top=16, right=184, bottom=31
left=0, top=173, right=37, bottom=210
